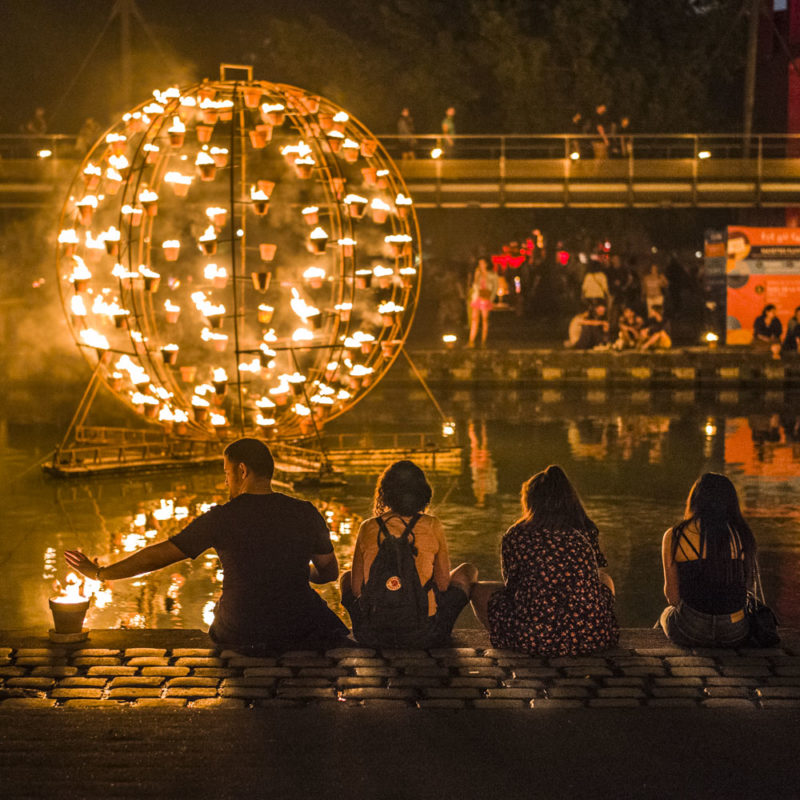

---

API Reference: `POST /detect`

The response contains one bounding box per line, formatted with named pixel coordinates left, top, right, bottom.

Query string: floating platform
left=43, top=427, right=461, bottom=480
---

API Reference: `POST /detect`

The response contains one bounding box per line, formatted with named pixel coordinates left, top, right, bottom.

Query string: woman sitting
left=340, top=460, right=477, bottom=648
left=471, top=465, right=618, bottom=656
left=659, top=473, right=756, bottom=648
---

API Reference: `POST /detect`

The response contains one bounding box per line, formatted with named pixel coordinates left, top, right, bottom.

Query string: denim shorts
left=342, top=584, right=469, bottom=649
left=659, top=601, right=749, bottom=648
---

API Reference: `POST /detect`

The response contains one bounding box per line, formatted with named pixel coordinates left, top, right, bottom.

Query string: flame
left=395, top=193, right=413, bottom=206
left=79, top=328, right=109, bottom=350
left=70, top=295, right=87, bottom=316
left=52, top=572, right=88, bottom=603
left=108, top=154, right=129, bottom=171
left=138, top=189, right=158, bottom=204
left=373, top=265, right=393, bottom=278
left=164, top=171, right=193, bottom=187
left=59, top=228, right=80, bottom=245
left=303, top=266, right=326, bottom=281
left=210, top=413, right=227, bottom=427
left=292, top=327, right=314, bottom=342
left=212, top=367, right=228, bottom=383
left=199, top=225, right=217, bottom=242
left=196, top=152, right=216, bottom=166
left=203, top=264, right=227, bottom=281
left=290, top=288, right=320, bottom=321
left=168, top=117, right=186, bottom=133
left=76, top=195, right=98, bottom=209
left=239, top=358, right=262, bottom=373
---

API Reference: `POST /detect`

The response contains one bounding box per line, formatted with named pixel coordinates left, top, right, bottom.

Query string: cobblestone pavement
left=2, top=628, right=799, bottom=711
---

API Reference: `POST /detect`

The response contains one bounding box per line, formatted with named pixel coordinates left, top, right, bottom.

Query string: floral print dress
left=488, top=523, right=618, bottom=656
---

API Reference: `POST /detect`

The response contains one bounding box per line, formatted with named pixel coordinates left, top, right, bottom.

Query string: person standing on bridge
left=590, top=103, right=610, bottom=159
left=441, top=106, right=456, bottom=157
left=397, top=107, right=416, bottom=160
left=65, top=438, right=349, bottom=653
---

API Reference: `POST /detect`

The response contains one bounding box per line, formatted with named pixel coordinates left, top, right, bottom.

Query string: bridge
left=3, top=132, right=800, bottom=209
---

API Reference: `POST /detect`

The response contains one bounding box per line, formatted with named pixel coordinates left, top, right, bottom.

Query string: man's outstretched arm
left=65, top=540, right=187, bottom=582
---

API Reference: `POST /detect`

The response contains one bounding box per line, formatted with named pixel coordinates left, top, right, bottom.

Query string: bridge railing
left=1, top=131, right=798, bottom=162
left=376, top=132, right=800, bottom=162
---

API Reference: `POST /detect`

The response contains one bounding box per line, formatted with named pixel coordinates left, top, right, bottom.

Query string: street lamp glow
left=431, top=147, right=443, bottom=159
left=698, top=150, right=711, bottom=159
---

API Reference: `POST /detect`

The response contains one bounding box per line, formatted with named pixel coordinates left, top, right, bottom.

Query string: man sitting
left=66, top=438, right=349, bottom=653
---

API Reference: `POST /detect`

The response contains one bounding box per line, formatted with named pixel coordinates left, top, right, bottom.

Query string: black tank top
left=674, top=526, right=746, bottom=615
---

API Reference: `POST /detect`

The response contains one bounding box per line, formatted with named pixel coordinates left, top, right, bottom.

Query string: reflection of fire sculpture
left=56, top=69, right=420, bottom=440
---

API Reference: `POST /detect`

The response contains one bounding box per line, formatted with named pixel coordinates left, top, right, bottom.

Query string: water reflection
left=1, top=387, right=799, bottom=632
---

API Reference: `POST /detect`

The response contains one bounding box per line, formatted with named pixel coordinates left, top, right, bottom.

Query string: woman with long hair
left=659, top=473, right=757, bottom=647
left=467, top=257, right=499, bottom=347
left=471, top=465, right=618, bottom=656
left=340, top=460, right=477, bottom=648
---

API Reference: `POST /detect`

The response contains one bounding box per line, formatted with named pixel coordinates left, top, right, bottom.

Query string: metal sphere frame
left=56, top=68, right=421, bottom=441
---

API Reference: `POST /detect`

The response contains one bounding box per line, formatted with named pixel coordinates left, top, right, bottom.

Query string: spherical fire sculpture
left=56, top=76, right=420, bottom=440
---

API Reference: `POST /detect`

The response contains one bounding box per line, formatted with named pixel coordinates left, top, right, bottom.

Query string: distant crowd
left=427, top=232, right=710, bottom=349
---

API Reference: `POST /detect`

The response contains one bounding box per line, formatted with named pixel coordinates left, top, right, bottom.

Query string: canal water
left=1, top=385, right=798, bottom=634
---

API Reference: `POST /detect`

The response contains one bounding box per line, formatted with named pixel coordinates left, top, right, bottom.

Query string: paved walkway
left=1, top=627, right=799, bottom=710
left=3, top=628, right=800, bottom=799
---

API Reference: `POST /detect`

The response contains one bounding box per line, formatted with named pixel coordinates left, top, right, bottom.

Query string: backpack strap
left=376, top=513, right=421, bottom=556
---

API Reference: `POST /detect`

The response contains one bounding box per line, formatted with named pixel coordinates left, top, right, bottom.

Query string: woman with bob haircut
left=340, top=460, right=477, bottom=648
left=659, top=473, right=757, bottom=647
left=471, top=465, right=618, bottom=656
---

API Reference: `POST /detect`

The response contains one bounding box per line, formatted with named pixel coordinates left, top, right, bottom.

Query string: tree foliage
left=253, top=0, right=748, bottom=133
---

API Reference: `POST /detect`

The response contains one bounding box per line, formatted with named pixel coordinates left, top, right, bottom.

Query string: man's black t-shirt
left=170, top=492, right=347, bottom=648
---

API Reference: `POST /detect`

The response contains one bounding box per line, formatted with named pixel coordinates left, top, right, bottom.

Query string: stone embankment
left=394, top=348, right=800, bottom=387
left=1, top=628, right=798, bottom=711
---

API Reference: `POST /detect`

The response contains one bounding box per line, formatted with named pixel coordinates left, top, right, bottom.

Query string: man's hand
left=64, top=550, right=100, bottom=580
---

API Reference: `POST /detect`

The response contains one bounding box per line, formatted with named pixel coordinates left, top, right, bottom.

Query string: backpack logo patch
left=385, top=576, right=402, bottom=591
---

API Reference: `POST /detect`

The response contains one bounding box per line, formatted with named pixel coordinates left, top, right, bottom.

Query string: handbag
left=746, top=560, right=780, bottom=647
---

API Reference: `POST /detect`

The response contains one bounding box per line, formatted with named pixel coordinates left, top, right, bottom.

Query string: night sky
left=3, top=0, right=345, bottom=133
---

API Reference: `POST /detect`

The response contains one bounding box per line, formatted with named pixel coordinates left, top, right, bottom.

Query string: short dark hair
left=223, top=438, right=274, bottom=479
left=374, top=460, right=432, bottom=516
left=763, top=303, right=776, bottom=314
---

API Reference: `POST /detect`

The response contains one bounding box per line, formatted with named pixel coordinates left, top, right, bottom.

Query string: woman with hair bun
left=340, top=460, right=477, bottom=648
left=659, top=473, right=757, bottom=647
left=471, top=465, right=618, bottom=656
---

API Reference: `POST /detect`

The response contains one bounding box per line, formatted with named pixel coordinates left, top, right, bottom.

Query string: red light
left=557, top=250, right=570, bottom=266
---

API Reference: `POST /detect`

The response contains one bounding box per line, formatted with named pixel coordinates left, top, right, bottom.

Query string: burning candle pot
left=49, top=573, right=92, bottom=641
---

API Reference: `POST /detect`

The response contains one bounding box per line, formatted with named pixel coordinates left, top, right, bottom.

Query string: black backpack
left=358, top=513, right=432, bottom=645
